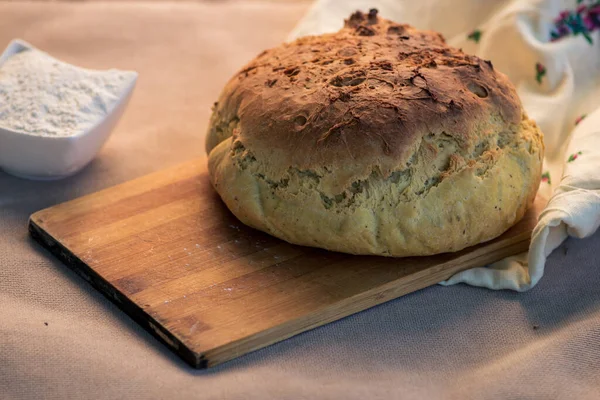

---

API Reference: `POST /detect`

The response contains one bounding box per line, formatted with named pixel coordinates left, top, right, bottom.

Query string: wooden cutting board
left=29, top=159, right=544, bottom=368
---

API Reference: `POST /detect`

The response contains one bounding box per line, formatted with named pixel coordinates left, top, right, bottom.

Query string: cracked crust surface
left=206, top=10, right=545, bottom=256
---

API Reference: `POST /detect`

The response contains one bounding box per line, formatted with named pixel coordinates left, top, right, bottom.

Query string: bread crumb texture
left=206, top=10, right=544, bottom=257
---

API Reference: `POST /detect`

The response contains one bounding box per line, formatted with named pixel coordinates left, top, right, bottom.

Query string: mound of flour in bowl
left=0, top=48, right=134, bottom=137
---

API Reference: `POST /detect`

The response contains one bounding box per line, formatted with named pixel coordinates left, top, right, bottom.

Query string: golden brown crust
left=205, top=11, right=544, bottom=257
left=207, top=10, right=522, bottom=186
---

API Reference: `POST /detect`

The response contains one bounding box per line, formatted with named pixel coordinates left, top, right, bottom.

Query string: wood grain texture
left=29, top=158, right=545, bottom=368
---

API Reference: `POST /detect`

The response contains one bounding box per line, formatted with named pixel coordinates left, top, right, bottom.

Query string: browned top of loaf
left=211, top=10, right=522, bottom=179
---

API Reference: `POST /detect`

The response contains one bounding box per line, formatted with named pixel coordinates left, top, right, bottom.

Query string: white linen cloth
left=290, top=0, right=600, bottom=291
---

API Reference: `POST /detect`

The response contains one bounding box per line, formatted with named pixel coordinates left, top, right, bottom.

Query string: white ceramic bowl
left=0, top=39, right=138, bottom=180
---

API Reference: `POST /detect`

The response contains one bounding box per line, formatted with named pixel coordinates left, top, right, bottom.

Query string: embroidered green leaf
left=467, top=29, right=482, bottom=43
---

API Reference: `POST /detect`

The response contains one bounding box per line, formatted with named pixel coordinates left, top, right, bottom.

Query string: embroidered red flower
left=568, top=151, right=582, bottom=162
left=575, top=114, right=587, bottom=125
left=535, top=63, right=547, bottom=84
left=541, top=171, right=551, bottom=184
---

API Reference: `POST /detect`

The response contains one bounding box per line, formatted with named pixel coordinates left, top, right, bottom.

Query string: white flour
left=0, top=48, right=133, bottom=137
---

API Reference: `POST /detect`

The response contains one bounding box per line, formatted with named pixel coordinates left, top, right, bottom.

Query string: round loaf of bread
left=206, top=10, right=544, bottom=257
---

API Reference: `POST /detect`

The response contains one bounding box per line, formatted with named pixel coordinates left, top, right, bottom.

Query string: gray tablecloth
left=1, top=2, right=599, bottom=399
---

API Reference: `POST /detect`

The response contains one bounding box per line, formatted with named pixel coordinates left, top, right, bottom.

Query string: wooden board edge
left=201, top=238, right=530, bottom=367
left=28, top=218, right=207, bottom=369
